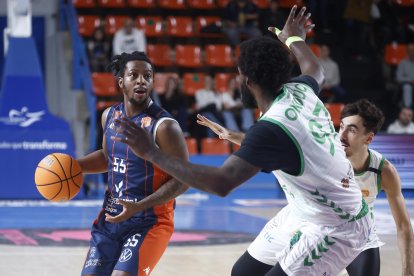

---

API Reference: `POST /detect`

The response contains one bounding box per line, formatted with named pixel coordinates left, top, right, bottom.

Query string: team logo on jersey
left=119, top=248, right=132, bottom=262
left=141, top=117, right=152, bottom=128
left=115, top=180, right=123, bottom=197
left=361, top=189, right=370, bottom=197
left=341, top=178, right=350, bottom=188
left=109, top=111, right=122, bottom=130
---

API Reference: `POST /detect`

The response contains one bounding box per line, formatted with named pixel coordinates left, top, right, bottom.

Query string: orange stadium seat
left=166, top=16, right=194, bottom=37
left=136, top=16, right=164, bottom=37
left=158, top=0, right=186, bottom=9
left=187, top=0, right=216, bottom=9
left=205, top=44, right=234, bottom=67
left=77, top=15, right=102, bottom=37
left=96, top=100, right=119, bottom=111
left=175, top=45, right=203, bottom=68
left=97, top=0, right=126, bottom=7
left=105, top=15, right=130, bottom=36
left=154, top=72, right=179, bottom=94
left=279, top=0, right=303, bottom=8
left=185, top=138, right=199, bottom=155
left=127, top=0, right=156, bottom=7
left=201, top=138, right=231, bottom=155
left=195, top=16, right=223, bottom=37
left=325, top=103, right=344, bottom=128
left=252, top=0, right=269, bottom=8
left=309, top=44, right=321, bottom=57
left=182, top=73, right=205, bottom=96
left=385, top=43, right=407, bottom=65
left=216, top=0, right=230, bottom=7
left=215, top=73, right=235, bottom=92
left=92, top=72, right=119, bottom=97
left=147, top=44, right=173, bottom=67
left=72, top=0, right=96, bottom=8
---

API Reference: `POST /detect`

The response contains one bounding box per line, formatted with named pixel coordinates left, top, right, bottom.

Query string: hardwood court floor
left=0, top=188, right=412, bottom=276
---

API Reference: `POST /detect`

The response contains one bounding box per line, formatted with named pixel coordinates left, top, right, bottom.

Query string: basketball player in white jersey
left=339, top=99, right=414, bottom=276
left=109, top=6, right=372, bottom=275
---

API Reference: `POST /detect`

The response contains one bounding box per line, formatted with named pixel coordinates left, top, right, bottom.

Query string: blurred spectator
left=396, top=43, right=414, bottom=108
left=159, top=76, right=190, bottom=136
left=87, top=26, right=111, bottom=72
left=194, top=76, right=225, bottom=137
left=223, top=0, right=262, bottom=47
left=260, top=0, right=287, bottom=35
left=112, top=17, right=146, bottom=56
left=372, top=0, right=406, bottom=49
left=319, top=44, right=346, bottom=102
left=387, top=107, right=414, bottom=134
left=221, top=77, right=254, bottom=132
left=343, top=0, right=374, bottom=59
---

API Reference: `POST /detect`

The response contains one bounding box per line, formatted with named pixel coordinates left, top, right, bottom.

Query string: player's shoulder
left=380, top=159, right=400, bottom=190
left=285, top=75, right=319, bottom=95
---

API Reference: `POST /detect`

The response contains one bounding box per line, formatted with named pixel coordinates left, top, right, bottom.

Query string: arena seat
left=279, top=0, right=304, bottom=8
left=385, top=43, right=407, bottom=65
left=205, top=44, right=234, bottom=67
left=182, top=73, right=205, bottom=96
left=72, top=0, right=96, bottom=8
left=136, top=16, right=164, bottom=37
left=158, top=0, right=186, bottom=9
left=154, top=72, right=179, bottom=94
left=187, top=0, right=216, bottom=9
left=127, top=0, right=156, bottom=8
left=194, top=16, right=223, bottom=38
left=175, top=45, right=203, bottom=68
left=77, top=15, right=102, bottom=37
left=97, top=0, right=126, bottom=7
left=147, top=44, right=173, bottom=67
left=309, top=43, right=321, bottom=57
left=185, top=137, right=199, bottom=155
left=166, top=16, right=194, bottom=37
left=252, top=0, right=269, bottom=8
left=105, top=15, right=130, bottom=35
left=201, top=138, right=231, bottom=155
left=214, top=73, right=234, bottom=93
left=216, top=0, right=230, bottom=8
left=324, top=103, right=344, bottom=128
left=92, top=72, right=118, bottom=97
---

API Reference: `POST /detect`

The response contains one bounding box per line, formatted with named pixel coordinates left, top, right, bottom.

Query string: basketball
left=34, top=153, right=83, bottom=202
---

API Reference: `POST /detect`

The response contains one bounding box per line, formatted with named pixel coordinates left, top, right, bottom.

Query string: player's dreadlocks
left=107, top=51, right=154, bottom=78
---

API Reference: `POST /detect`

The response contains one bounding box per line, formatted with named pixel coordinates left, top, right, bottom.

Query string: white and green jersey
left=355, top=149, right=386, bottom=249
left=260, top=82, right=365, bottom=226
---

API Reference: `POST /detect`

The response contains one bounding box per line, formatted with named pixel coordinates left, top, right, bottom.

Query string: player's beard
left=240, top=82, right=258, bottom=109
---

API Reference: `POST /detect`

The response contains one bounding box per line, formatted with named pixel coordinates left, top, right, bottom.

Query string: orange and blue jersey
left=102, top=101, right=175, bottom=219
left=82, top=101, right=176, bottom=276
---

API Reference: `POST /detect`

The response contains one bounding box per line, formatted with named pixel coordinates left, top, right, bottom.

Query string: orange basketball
left=34, top=153, right=83, bottom=202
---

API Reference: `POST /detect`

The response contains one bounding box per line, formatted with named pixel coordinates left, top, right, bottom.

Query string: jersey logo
left=119, top=248, right=132, bottom=262
left=115, top=180, right=123, bottom=197
left=341, top=178, right=349, bottom=188
left=141, top=116, right=152, bottom=128
left=361, top=189, right=370, bottom=197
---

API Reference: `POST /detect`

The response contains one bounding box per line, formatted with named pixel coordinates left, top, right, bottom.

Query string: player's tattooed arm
left=196, top=114, right=245, bottom=145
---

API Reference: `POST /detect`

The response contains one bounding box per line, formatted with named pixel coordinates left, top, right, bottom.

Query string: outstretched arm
left=111, top=117, right=261, bottom=197
left=382, top=160, right=414, bottom=275
left=268, top=5, right=324, bottom=89
left=106, top=120, right=190, bottom=223
left=196, top=114, right=245, bottom=145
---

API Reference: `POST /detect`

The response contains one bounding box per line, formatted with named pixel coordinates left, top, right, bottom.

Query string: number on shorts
left=124, top=233, right=141, bottom=247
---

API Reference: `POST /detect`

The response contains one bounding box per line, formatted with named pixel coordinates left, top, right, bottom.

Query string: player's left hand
left=105, top=199, right=141, bottom=223
left=111, top=116, right=155, bottom=160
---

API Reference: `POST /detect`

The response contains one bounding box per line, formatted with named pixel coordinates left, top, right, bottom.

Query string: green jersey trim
left=259, top=117, right=304, bottom=176
left=377, top=156, right=386, bottom=192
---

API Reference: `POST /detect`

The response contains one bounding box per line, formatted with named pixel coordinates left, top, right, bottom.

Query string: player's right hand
left=196, top=114, right=230, bottom=140
left=268, top=5, right=314, bottom=44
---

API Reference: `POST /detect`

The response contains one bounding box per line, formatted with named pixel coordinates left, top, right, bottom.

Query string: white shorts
left=248, top=205, right=372, bottom=276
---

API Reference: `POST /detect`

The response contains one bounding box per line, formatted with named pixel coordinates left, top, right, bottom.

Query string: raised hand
left=196, top=114, right=230, bottom=140
left=111, top=116, right=155, bottom=159
left=268, top=5, right=315, bottom=44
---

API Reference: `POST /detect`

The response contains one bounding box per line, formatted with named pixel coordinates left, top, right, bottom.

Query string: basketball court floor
left=0, top=181, right=413, bottom=276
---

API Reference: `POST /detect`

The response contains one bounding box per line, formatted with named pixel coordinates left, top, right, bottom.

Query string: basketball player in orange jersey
left=339, top=99, right=414, bottom=276
left=76, top=51, right=189, bottom=276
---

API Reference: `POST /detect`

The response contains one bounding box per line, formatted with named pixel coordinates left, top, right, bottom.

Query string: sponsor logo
left=143, top=267, right=151, bottom=275
left=119, top=248, right=132, bottom=262
left=0, top=107, right=45, bottom=127
left=141, top=117, right=152, bottom=128
left=115, top=180, right=123, bottom=197
left=89, top=247, right=96, bottom=258
left=361, top=189, right=370, bottom=197
left=341, top=178, right=350, bottom=188
left=84, top=258, right=102, bottom=268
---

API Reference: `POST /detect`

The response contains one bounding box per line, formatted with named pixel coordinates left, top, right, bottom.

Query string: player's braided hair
left=340, top=99, right=385, bottom=134
left=238, top=36, right=292, bottom=97
left=107, top=51, right=154, bottom=78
